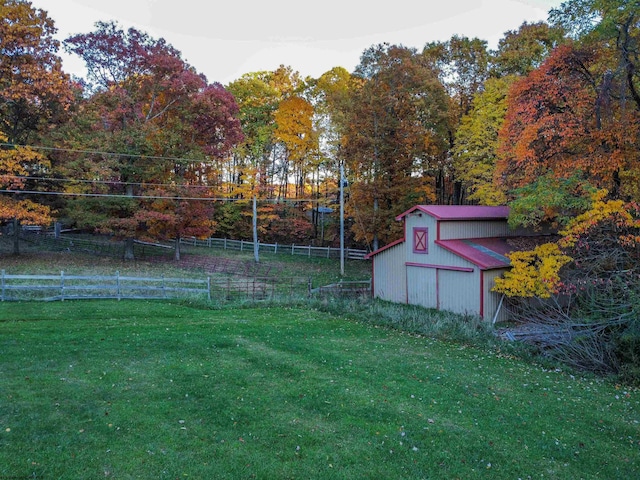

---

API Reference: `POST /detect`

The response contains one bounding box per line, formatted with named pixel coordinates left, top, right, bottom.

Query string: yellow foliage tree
left=558, top=189, right=640, bottom=249
left=493, top=243, right=572, bottom=298
left=495, top=189, right=640, bottom=299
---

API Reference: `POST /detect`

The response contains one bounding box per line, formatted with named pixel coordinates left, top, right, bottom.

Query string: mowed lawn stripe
left=0, top=300, right=638, bottom=479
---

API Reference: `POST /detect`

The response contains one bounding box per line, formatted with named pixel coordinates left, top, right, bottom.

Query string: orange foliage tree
left=496, top=42, right=640, bottom=204
left=342, top=44, right=450, bottom=250
left=0, top=1, right=74, bottom=253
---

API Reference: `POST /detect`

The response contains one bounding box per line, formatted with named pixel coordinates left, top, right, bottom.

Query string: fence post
left=162, top=275, right=166, bottom=298
left=224, top=238, right=227, bottom=250
left=326, top=246, right=330, bottom=258
left=1, top=269, right=5, bottom=301
left=308, top=245, right=311, bottom=257
left=116, top=271, right=121, bottom=300
left=240, top=240, right=244, bottom=251
left=207, top=276, right=211, bottom=301
left=275, top=242, right=278, bottom=254
left=60, top=270, right=65, bottom=301
left=292, top=243, right=295, bottom=255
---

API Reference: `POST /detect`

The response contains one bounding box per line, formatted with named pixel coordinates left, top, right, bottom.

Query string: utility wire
left=0, top=189, right=329, bottom=203
left=0, top=142, right=213, bottom=163
left=0, top=189, right=234, bottom=201
left=3, top=175, right=218, bottom=189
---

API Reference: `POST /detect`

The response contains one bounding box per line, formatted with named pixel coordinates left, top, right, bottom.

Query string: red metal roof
left=435, top=237, right=513, bottom=270
left=396, top=205, right=509, bottom=221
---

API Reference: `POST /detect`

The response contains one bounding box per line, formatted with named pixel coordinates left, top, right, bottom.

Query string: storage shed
left=366, top=205, right=524, bottom=322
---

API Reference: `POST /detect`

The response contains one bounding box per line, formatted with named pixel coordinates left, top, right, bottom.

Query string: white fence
left=0, top=270, right=210, bottom=301
left=0, top=271, right=323, bottom=302
left=179, top=237, right=368, bottom=260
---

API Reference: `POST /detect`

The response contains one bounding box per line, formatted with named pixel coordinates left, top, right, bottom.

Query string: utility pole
left=340, top=162, right=345, bottom=276
left=252, top=194, right=259, bottom=263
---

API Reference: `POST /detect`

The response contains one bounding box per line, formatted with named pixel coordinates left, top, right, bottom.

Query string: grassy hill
left=1, top=301, right=638, bottom=479
left=0, top=233, right=371, bottom=288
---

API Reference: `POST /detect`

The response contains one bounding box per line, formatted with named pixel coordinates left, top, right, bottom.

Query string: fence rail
left=312, top=280, right=373, bottom=296
left=0, top=270, right=210, bottom=302
left=0, top=270, right=320, bottom=303
left=179, top=237, right=369, bottom=260
left=17, top=230, right=369, bottom=261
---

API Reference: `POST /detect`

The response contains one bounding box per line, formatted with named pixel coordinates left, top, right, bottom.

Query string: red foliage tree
left=62, top=22, right=243, bottom=259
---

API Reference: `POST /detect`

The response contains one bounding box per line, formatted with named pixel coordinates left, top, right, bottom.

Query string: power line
left=4, top=175, right=218, bottom=189
left=0, top=189, right=234, bottom=201
left=0, top=189, right=330, bottom=203
left=0, top=143, right=216, bottom=164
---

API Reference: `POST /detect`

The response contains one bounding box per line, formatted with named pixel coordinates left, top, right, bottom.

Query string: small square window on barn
left=413, top=227, right=428, bottom=254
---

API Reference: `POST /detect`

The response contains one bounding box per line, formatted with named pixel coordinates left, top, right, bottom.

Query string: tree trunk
left=174, top=236, right=181, bottom=261
left=13, top=218, right=20, bottom=255
left=124, top=238, right=135, bottom=261
left=372, top=197, right=379, bottom=252
left=123, top=183, right=135, bottom=261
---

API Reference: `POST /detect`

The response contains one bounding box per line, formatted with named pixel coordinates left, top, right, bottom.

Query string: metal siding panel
left=407, top=266, right=437, bottom=308
left=372, top=242, right=407, bottom=303
left=438, top=269, right=480, bottom=315
left=439, top=220, right=511, bottom=240
left=483, top=269, right=510, bottom=322
left=428, top=243, right=476, bottom=270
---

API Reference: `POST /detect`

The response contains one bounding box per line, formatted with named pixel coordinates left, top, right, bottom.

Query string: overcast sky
left=34, top=0, right=564, bottom=85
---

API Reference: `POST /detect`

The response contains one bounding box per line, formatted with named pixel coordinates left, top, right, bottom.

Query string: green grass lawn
left=1, top=301, right=638, bottom=479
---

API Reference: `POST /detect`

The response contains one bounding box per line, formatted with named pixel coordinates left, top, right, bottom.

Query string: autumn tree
left=297, top=67, right=352, bottom=243
left=550, top=0, right=640, bottom=111
left=494, top=190, right=640, bottom=378
left=423, top=35, right=490, bottom=120
left=0, top=0, right=75, bottom=253
left=273, top=95, right=315, bottom=199
left=226, top=71, right=280, bottom=198
left=422, top=36, right=490, bottom=203
left=134, top=186, right=216, bottom=261
left=0, top=0, right=73, bottom=144
left=548, top=0, right=640, bottom=201
left=496, top=43, right=640, bottom=219
left=452, top=75, right=517, bottom=205
left=343, top=44, right=450, bottom=250
left=0, top=138, right=53, bottom=253
left=227, top=66, right=315, bottom=260
left=62, top=22, right=242, bottom=259
left=491, top=21, right=566, bottom=77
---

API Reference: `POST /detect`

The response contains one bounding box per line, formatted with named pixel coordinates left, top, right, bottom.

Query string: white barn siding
left=439, top=269, right=480, bottom=315
left=439, top=220, right=512, bottom=240
left=372, top=242, right=407, bottom=303
left=482, top=269, right=510, bottom=322
left=407, top=266, right=437, bottom=309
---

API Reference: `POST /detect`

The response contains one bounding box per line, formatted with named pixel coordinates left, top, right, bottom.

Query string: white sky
left=34, top=0, right=564, bottom=85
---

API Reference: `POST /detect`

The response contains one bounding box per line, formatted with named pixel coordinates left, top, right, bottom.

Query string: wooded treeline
left=1, top=0, right=638, bottom=256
